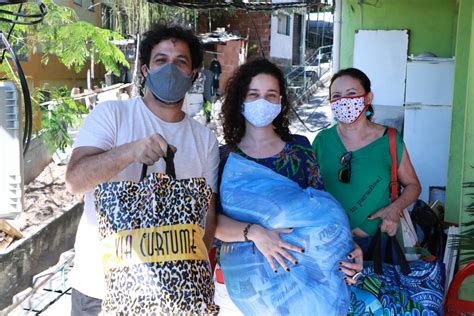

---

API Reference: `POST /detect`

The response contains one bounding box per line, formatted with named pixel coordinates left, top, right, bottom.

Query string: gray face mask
left=145, top=63, right=193, bottom=104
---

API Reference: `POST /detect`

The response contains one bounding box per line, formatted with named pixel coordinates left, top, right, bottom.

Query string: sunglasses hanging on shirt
left=338, top=151, right=352, bottom=183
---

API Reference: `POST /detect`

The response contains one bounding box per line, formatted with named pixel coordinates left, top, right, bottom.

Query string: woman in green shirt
left=312, top=68, right=421, bottom=253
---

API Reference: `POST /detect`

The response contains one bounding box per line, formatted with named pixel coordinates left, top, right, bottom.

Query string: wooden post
left=131, top=33, right=141, bottom=97
left=0, top=219, right=23, bottom=251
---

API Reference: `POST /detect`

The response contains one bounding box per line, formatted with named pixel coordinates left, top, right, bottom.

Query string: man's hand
left=131, top=133, right=175, bottom=166
left=66, top=133, right=175, bottom=194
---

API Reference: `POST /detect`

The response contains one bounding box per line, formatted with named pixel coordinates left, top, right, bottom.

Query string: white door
left=404, top=105, right=452, bottom=202
left=353, top=30, right=409, bottom=107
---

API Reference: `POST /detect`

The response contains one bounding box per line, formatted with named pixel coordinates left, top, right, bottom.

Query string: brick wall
left=216, top=40, right=247, bottom=93
left=198, top=10, right=271, bottom=59
left=203, top=39, right=247, bottom=94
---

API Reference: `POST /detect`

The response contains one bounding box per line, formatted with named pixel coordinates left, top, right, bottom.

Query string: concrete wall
left=340, top=0, right=458, bottom=68
left=22, top=54, right=102, bottom=90
left=269, top=0, right=306, bottom=65
left=56, top=0, right=100, bottom=26
left=0, top=203, right=83, bottom=310
left=23, top=136, right=53, bottom=185
left=270, top=14, right=293, bottom=61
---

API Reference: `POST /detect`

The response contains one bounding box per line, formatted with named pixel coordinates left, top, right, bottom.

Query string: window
left=101, top=4, right=114, bottom=30
left=88, top=0, right=96, bottom=12
left=119, top=11, right=129, bottom=34
left=11, top=31, right=29, bottom=61
left=12, top=43, right=29, bottom=62
left=73, top=0, right=82, bottom=6
left=277, top=14, right=291, bottom=36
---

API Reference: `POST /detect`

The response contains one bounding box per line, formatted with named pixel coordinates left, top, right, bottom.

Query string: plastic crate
left=445, top=261, right=474, bottom=315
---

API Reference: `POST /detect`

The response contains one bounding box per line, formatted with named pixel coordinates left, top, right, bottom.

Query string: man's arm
left=66, top=134, right=170, bottom=194
left=203, top=194, right=217, bottom=251
left=66, top=145, right=133, bottom=194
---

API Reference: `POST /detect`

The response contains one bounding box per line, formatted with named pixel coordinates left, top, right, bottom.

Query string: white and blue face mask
left=145, top=63, right=193, bottom=104
left=242, top=98, right=282, bottom=128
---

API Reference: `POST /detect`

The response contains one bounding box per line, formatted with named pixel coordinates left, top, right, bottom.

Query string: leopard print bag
left=94, top=147, right=218, bottom=315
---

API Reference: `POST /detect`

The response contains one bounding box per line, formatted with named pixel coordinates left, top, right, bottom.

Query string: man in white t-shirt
left=65, top=25, right=219, bottom=315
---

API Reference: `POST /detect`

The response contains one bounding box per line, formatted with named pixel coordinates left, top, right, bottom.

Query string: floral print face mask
left=330, top=93, right=369, bottom=124
left=242, top=98, right=282, bottom=128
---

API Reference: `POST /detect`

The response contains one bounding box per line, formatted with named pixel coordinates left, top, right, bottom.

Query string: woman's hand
left=368, top=203, right=401, bottom=236
left=367, top=145, right=421, bottom=237
left=247, top=225, right=304, bottom=273
left=339, top=243, right=363, bottom=285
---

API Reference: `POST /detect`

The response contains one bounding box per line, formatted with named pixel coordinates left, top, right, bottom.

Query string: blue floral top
left=219, top=134, right=324, bottom=190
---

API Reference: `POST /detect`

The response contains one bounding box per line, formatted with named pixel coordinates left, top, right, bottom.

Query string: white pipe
left=333, top=0, right=342, bottom=73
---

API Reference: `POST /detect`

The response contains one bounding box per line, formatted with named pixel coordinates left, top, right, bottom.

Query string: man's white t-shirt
left=69, top=97, right=219, bottom=299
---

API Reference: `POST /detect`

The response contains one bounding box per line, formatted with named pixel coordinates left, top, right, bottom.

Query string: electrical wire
left=0, top=0, right=47, bottom=25
left=0, top=33, right=32, bottom=155
left=0, top=3, right=24, bottom=66
left=0, top=0, right=47, bottom=156
left=243, top=3, right=265, bottom=58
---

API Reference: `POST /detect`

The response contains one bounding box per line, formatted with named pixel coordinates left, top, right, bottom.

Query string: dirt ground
left=0, top=161, right=80, bottom=249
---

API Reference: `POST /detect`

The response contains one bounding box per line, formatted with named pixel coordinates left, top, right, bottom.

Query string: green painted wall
left=439, top=0, right=474, bottom=300
left=460, top=1, right=474, bottom=300
left=340, top=0, right=458, bottom=68
left=446, top=0, right=474, bottom=225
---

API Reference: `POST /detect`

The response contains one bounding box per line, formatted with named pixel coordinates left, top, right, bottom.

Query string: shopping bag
left=94, top=147, right=219, bottom=315
left=356, top=229, right=445, bottom=315
left=411, top=199, right=446, bottom=259
left=388, top=127, right=423, bottom=261
left=348, top=286, right=384, bottom=316
left=398, top=208, right=421, bottom=261
left=219, top=153, right=353, bottom=316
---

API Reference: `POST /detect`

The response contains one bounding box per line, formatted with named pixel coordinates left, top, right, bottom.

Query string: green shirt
left=312, top=125, right=403, bottom=236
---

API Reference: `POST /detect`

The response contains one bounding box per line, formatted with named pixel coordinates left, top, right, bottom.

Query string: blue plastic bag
left=219, top=153, right=353, bottom=315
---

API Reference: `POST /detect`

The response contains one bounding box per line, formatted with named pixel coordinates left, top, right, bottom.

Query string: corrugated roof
left=199, top=31, right=245, bottom=44
left=146, top=1, right=328, bottom=11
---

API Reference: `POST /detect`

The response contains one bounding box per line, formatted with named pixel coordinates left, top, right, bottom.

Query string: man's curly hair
left=139, top=24, right=203, bottom=70
left=220, top=58, right=292, bottom=145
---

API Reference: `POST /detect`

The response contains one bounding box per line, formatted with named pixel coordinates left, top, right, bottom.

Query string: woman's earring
left=365, top=111, right=372, bottom=117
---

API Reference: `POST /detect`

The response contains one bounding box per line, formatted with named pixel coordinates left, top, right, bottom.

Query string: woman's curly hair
left=220, top=58, right=292, bottom=145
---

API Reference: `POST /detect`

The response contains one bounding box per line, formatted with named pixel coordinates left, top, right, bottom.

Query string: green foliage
left=0, top=0, right=128, bottom=76
left=106, top=0, right=194, bottom=35
left=40, top=21, right=128, bottom=75
left=247, top=43, right=258, bottom=56
left=0, top=0, right=128, bottom=152
left=37, top=86, right=88, bottom=153
left=203, top=100, right=212, bottom=122
left=453, top=183, right=474, bottom=264
left=203, top=100, right=212, bottom=115
left=36, top=0, right=128, bottom=75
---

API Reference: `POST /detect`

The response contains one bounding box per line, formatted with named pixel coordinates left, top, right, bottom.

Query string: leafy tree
left=104, top=0, right=194, bottom=36
left=0, top=0, right=128, bottom=151
left=37, top=86, right=88, bottom=153
left=0, top=0, right=128, bottom=76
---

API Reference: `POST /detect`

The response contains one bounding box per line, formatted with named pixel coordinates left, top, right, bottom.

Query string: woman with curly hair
left=213, top=58, right=363, bottom=314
